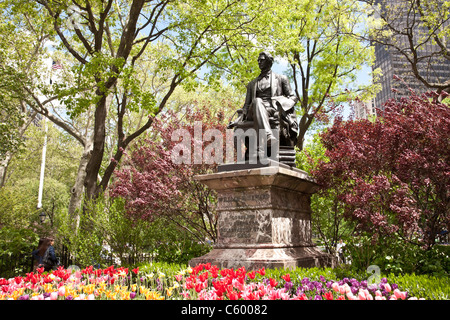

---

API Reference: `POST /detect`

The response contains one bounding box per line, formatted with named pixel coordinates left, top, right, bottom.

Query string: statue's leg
left=252, top=98, right=279, bottom=162
left=253, top=98, right=274, bottom=143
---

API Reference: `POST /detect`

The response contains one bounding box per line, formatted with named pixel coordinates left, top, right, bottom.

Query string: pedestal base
left=189, top=246, right=335, bottom=270
left=189, top=164, right=335, bottom=270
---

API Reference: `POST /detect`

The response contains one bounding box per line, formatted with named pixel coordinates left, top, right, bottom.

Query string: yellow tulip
left=145, top=291, right=164, bottom=300
left=43, top=284, right=53, bottom=293
left=82, top=284, right=95, bottom=295
left=10, top=290, right=21, bottom=300
left=105, top=290, right=116, bottom=300
left=119, top=291, right=130, bottom=300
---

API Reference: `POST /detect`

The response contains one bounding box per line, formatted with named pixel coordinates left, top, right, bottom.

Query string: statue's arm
left=242, top=81, right=254, bottom=116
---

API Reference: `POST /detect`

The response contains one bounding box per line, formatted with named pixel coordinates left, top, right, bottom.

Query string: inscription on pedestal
left=218, top=210, right=272, bottom=245
left=218, top=189, right=271, bottom=210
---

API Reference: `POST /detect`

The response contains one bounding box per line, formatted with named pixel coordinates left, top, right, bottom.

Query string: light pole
left=37, top=117, right=48, bottom=211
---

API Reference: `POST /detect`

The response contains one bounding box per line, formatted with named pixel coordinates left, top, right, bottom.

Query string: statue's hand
left=238, top=108, right=248, bottom=119
left=227, top=109, right=246, bottom=129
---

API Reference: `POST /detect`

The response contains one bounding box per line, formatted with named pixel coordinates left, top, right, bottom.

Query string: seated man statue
left=228, top=51, right=299, bottom=162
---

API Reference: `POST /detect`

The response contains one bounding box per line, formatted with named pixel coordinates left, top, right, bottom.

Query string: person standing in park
left=37, top=237, right=59, bottom=271
left=336, top=239, right=346, bottom=264
left=31, top=238, right=44, bottom=272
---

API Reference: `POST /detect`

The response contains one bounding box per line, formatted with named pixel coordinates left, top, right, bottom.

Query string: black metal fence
left=0, top=253, right=34, bottom=279
left=0, top=245, right=153, bottom=278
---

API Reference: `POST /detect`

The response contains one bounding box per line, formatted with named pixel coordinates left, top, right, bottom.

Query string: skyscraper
left=353, top=99, right=375, bottom=120
left=372, top=0, right=450, bottom=111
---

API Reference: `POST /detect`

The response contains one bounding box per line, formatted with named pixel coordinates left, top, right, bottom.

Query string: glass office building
left=372, top=0, right=450, bottom=111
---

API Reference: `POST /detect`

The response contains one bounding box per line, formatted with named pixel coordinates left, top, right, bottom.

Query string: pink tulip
left=358, top=289, right=367, bottom=300
left=280, top=291, right=290, bottom=300
left=375, top=290, right=382, bottom=297
left=331, top=282, right=339, bottom=293
left=346, top=292, right=358, bottom=300
left=344, top=284, right=351, bottom=294
left=50, top=292, right=58, bottom=300
left=384, top=283, right=391, bottom=292
left=88, top=294, right=95, bottom=300
left=394, top=289, right=407, bottom=300
left=375, top=296, right=386, bottom=300
left=338, top=285, right=347, bottom=295
left=363, top=289, right=373, bottom=300
left=58, top=286, right=66, bottom=296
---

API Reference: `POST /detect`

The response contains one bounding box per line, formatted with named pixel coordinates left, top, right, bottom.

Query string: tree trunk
left=84, top=95, right=108, bottom=200
left=68, top=138, right=93, bottom=231
left=296, top=113, right=310, bottom=151
left=0, top=153, right=12, bottom=188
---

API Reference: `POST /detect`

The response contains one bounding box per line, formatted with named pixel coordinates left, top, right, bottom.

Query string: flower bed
left=0, top=263, right=425, bottom=300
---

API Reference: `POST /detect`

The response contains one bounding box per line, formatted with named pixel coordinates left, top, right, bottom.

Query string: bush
left=152, top=237, right=212, bottom=265
left=59, top=194, right=213, bottom=268
left=0, top=227, right=38, bottom=278
left=313, top=93, right=449, bottom=250
left=59, top=195, right=158, bottom=268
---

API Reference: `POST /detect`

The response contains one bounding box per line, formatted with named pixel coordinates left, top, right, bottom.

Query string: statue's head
left=257, top=51, right=274, bottom=71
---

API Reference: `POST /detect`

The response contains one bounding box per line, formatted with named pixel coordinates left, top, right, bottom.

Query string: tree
left=0, top=0, right=266, bottom=228
left=0, top=120, right=79, bottom=238
left=363, top=0, right=450, bottom=98
left=313, top=90, right=449, bottom=249
left=0, top=1, right=50, bottom=186
left=264, top=0, right=377, bottom=150
left=110, top=108, right=228, bottom=243
left=190, top=0, right=378, bottom=151
left=296, top=132, right=356, bottom=255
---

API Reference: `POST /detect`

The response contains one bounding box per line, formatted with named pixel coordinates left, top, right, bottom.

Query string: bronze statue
left=228, top=52, right=298, bottom=163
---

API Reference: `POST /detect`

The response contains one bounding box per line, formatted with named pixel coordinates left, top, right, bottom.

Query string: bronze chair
left=227, top=103, right=297, bottom=166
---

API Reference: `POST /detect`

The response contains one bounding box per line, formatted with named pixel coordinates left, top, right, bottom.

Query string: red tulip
left=323, top=292, right=334, bottom=300
left=281, top=274, right=291, bottom=282
left=257, top=268, right=265, bottom=276
left=269, top=278, right=278, bottom=288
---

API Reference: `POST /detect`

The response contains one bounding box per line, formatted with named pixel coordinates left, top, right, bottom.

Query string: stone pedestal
left=189, top=163, right=335, bottom=270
